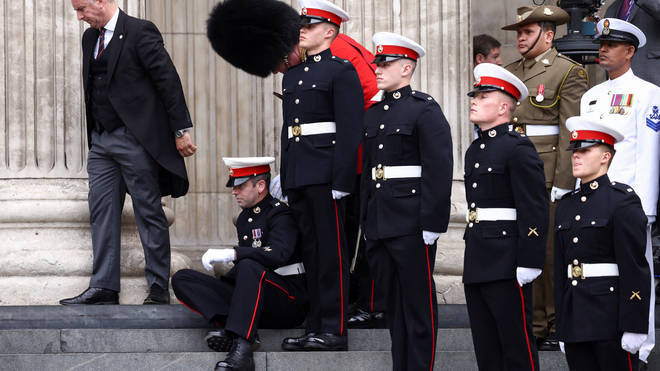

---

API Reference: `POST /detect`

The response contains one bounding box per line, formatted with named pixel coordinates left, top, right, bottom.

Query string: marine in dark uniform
left=279, top=0, right=364, bottom=351
left=463, top=63, right=549, bottom=371
left=360, top=32, right=453, bottom=371
left=171, top=157, right=307, bottom=371
left=554, top=117, right=650, bottom=371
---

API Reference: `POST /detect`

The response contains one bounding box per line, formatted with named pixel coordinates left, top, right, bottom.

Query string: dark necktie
left=618, top=0, right=634, bottom=20
left=96, top=28, right=106, bottom=59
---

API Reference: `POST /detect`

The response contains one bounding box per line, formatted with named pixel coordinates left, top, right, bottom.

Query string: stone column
left=0, top=0, right=189, bottom=305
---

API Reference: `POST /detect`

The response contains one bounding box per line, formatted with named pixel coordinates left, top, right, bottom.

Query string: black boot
left=206, top=330, right=261, bottom=352
left=143, top=284, right=170, bottom=304
left=281, top=332, right=315, bottom=351
left=214, top=337, right=255, bottom=371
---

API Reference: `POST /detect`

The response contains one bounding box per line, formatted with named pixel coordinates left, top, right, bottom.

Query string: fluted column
left=0, top=0, right=188, bottom=305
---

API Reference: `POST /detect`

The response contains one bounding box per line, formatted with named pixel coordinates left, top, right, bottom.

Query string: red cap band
left=229, top=165, right=271, bottom=178
left=570, top=130, right=616, bottom=146
left=376, top=45, right=419, bottom=60
left=303, top=8, right=343, bottom=26
left=476, top=76, right=521, bottom=100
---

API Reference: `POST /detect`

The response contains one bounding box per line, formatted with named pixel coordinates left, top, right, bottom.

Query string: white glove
left=516, top=267, right=542, bottom=286
left=270, top=174, right=283, bottom=200
left=332, top=190, right=350, bottom=199
left=621, top=332, right=647, bottom=354
left=201, top=248, right=235, bottom=271
left=551, top=186, right=572, bottom=202
left=559, top=341, right=565, bottom=354
left=423, top=230, right=442, bottom=245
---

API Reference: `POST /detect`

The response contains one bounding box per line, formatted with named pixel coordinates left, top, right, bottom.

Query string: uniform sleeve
left=359, top=128, right=371, bottom=230
left=419, top=104, right=453, bottom=233
left=553, top=201, right=568, bottom=327
left=613, top=193, right=650, bottom=333
left=508, top=140, right=549, bottom=268
left=633, top=92, right=660, bottom=218
left=135, top=21, right=193, bottom=132
left=555, top=65, right=588, bottom=189
left=332, top=64, right=364, bottom=193
left=235, top=207, right=298, bottom=269
left=636, top=0, right=660, bottom=20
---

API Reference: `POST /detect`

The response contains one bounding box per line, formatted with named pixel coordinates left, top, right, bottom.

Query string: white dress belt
left=274, top=262, right=305, bottom=276
left=509, top=124, right=560, bottom=136
left=287, top=121, right=336, bottom=139
left=371, top=165, right=422, bottom=180
left=567, top=263, right=619, bottom=279
left=466, top=207, right=517, bottom=222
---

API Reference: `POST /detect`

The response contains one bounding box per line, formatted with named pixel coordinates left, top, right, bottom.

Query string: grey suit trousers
left=87, top=126, right=170, bottom=292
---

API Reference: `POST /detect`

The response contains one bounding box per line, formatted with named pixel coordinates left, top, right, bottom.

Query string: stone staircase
left=1, top=305, right=657, bottom=370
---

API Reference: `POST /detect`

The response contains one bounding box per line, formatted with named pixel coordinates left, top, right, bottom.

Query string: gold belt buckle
left=374, top=167, right=385, bottom=180
left=291, top=125, right=302, bottom=136
left=514, top=124, right=526, bottom=135
left=468, top=210, right=479, bottom=223
left=571, top=263, right=585, bottom=279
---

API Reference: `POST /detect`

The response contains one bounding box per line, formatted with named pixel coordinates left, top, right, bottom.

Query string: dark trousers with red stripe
left=344, top=178, right=386, bottom=313
left=565, top=339, right=639, bottom=371
left=287, top=184, right=349, bottom=335
left=171, top=259, right=308, bottom=341
left=464, top=279, right=539, bottom=371
left=365, top=234, right=438, bottom=371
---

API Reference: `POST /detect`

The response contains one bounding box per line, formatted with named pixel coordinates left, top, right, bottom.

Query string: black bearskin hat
left=207, top=0, right=301, bottom=77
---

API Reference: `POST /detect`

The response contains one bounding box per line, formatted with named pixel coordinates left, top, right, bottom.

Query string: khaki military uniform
left=505, top=47, right=588, bottom=338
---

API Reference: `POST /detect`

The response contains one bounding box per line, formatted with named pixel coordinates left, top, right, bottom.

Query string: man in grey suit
left=60, top=0, right=197, bottom=305
left=606, top=0, right=660, bottom=87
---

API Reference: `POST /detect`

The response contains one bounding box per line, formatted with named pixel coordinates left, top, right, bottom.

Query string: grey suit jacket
left=605, top=0, right=660, bottom=86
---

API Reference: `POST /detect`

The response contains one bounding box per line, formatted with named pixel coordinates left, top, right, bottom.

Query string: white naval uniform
left=581, top=68, right=660, bottom=362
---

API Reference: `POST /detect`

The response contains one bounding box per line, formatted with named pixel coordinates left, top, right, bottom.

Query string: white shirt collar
left=103, top=7, right=120, bottom=31
left=609, top=68, right=635, bottom=84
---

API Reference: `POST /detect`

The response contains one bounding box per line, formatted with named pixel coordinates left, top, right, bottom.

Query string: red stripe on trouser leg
left=333, top=199, right=344, bottom=335
left=265, top=278, right=296, bottom=300
left=246, top=271, right=266, bottom=340
left=370, top=280, right=375, bottom=312
left=516, top=283, right=535, bottom=371
left=177, top=298, right=202, bottom=316
left=627, top=353, right=632, bottom=371
left=425, top=244, right=436, bottom=371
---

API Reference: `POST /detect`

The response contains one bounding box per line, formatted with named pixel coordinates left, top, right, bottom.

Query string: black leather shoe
left=59, top=287, right=118, bottom=305
left=281, top=332, right=315, bottom=351
left=143, top=284, right=170, bottom=304
left=206, top=330, right=261, bottom=352
left=304, top=333, right=348, bottom=351
left=214, top=337, right=255, bottom=371
left=537, top=336, right=560, bottom=351
left=348, top=309, right=387, bottom=328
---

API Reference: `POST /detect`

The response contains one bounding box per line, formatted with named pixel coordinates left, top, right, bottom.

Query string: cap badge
left=488, top=129, right=497, bottom=138
left=474, top=77, right=481, bottom=86
left=228, top=168, right=234, bottom=176
left=590, top=181, right=599, bottom=190
left=301, top=7, right=308, bottom=16
left=571, top=131, right=578, bottom=140
left=393, top=91, right=401, bottom=100
left=517, top=15, right=523, bottom=21
left=377, top=45, right=384, bottom=54
left=603, top=19, right=610, bottom=35
left=543, top=7, right=553, bottom=16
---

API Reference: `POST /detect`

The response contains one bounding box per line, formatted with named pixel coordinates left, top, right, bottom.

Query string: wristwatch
left=175, top=129, right=186, bottom=138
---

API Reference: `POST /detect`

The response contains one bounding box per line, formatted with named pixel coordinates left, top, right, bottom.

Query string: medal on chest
left=535, top=84, right=545, bottom=103
left=609, top=93, right=633, bottom=115
left=251, top=228, right=262, bottom=248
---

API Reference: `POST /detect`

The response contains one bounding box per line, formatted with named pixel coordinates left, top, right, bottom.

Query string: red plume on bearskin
left=207, top=0, right=301, bottom=77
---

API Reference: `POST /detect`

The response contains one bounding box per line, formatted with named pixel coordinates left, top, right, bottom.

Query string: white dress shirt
left=94, top=7, right=120, bottom=58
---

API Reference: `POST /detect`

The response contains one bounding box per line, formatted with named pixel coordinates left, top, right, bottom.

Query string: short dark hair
left=540, top=22, right=556, bottom=35
left=473, top=34, right=501, bottom=63
left=250, top=173, right=271, bottom=188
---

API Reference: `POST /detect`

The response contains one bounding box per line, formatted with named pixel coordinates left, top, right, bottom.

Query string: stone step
left=0, top=351, right=571, bottom=371
left=0, top=328, right=474, bottom=354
